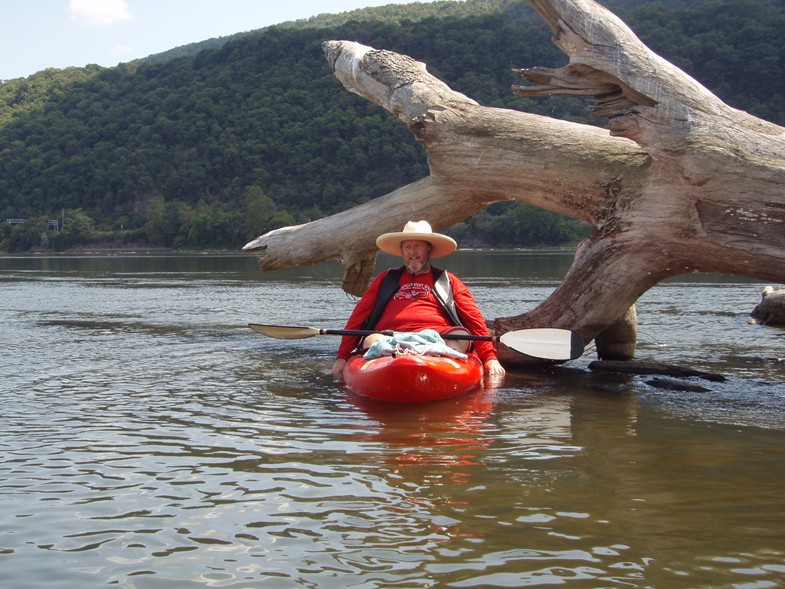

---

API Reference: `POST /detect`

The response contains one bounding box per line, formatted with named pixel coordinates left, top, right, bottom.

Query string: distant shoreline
left=2, top=244, right=576, bottom=257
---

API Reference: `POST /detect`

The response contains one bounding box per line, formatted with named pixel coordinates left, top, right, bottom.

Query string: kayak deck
left=343, top=353, right=483, bottom=403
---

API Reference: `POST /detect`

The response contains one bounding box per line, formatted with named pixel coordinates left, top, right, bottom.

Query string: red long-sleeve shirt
left=336, top=268, right=498, bottom=363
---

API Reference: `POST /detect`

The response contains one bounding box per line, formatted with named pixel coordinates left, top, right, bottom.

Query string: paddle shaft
left=319, top=328, right=499, bottom=342
left=248, top=323, right=584, bottom=361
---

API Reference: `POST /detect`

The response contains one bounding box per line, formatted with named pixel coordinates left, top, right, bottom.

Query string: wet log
left=645, top=378, right=712, bottom=393
left=589, top=360, right=726, bottom=382
left=751, top=286, right=785, bottom=327
left=243, top=0, right=785, bottom=365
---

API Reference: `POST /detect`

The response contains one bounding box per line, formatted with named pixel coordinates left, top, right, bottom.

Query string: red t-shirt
left=336, top=268, right=498, bottom=363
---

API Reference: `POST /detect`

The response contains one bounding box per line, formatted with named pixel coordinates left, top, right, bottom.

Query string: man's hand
left=484, top=359, right=506, bottom=376
left=331, top=358, right=347, bottom=379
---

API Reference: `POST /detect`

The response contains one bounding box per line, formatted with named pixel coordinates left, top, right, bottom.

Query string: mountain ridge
left=1, top=0, right=782, bottom=251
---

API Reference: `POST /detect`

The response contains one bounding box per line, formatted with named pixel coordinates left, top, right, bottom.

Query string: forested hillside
left=1, top=0, right=782, bottom=252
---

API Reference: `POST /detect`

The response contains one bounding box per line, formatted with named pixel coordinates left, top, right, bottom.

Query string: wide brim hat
left=376, top=220, right=457, bottom=258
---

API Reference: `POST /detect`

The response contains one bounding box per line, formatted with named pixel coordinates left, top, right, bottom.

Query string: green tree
left=49, top=209, right=97, bottom=250
left=1, top=0, right=782, bottom=251
left=143, top=195, right=170, bottom=245
left=242, top=185, right=296, bottom=242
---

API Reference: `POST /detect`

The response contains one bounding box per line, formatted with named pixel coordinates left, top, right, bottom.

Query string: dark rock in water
left=588, top=360, right=727, bottom=382
left=646, top=377, right=711, bottom=393
left=751, top=286, right=785, bottom=326
left=723, top=354, right=785, bottom=366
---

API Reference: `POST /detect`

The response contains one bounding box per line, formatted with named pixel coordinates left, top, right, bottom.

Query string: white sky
left=0, top=0, right=427, bottom=81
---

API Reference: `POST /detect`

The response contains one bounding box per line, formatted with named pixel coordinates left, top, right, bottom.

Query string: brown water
left=1, top=252, right=784, bottom=588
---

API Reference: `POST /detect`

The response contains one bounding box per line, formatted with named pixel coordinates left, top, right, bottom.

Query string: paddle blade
left=500, top=328, right=584, bottom=361
left=249, top=324, right=320, bottom=339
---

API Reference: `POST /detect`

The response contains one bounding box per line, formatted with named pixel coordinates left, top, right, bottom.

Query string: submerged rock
left=646, top=377, right=711, bottom=393
left=751, top=286, right=785, bottom=326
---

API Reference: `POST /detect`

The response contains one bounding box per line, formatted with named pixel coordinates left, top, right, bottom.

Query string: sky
left=0, top=0, right=426, bottom=81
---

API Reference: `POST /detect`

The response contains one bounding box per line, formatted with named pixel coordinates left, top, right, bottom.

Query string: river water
left=1, top=251, right=783, bottom=588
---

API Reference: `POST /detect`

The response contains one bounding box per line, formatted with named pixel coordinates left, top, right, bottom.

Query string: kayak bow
left=343, top=353, right=483, bottom=403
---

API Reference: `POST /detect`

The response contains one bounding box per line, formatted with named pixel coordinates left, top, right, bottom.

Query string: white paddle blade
left=249, top=324, right=320, bottom=339
left=500, top=328, right=584, bottom=361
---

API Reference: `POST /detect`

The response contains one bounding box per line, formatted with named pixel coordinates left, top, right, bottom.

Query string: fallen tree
left=243, top=0, right=785, bottom=365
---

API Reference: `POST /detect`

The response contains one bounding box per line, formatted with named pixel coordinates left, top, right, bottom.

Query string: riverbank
left=4, top=243, right=578, bottom=257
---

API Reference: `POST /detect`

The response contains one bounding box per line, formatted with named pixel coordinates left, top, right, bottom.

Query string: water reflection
left=347, top=389, right=496, bottom=467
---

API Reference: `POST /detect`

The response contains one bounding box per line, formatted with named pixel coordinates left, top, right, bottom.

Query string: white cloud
left=69, top=0, right=133, bottom=26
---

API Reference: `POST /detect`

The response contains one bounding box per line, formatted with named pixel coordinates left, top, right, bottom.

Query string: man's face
left=401, top=240, right=432, bottom=275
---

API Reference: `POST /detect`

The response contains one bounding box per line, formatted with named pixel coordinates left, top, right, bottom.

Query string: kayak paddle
left=248, top=323, right=584, bottom=361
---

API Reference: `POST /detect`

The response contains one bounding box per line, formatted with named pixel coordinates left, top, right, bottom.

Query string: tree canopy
left=1, top=0, right=782, bottom=251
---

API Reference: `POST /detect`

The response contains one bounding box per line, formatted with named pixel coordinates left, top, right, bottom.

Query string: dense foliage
left=1, top=0, right=782, bottom=252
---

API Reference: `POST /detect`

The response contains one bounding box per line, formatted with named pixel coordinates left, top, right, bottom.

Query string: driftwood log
left=243, top=0, right=785, bottom=365
left=588, top=360, right=726, bottom=382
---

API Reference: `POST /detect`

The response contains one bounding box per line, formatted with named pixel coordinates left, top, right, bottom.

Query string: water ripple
left=2, top=255, right=784, bottom=588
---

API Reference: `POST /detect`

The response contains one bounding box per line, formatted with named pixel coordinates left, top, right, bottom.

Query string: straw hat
left=376, top=220, right=457, bottom=258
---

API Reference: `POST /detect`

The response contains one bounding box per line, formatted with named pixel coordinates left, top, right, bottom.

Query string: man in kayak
left=331, top=220, right=506, bottom=377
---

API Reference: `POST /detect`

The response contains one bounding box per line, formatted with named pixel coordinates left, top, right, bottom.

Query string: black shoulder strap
left=362, top=266, right=404, bottom=330
left=431, top=267, right=464, bottom=327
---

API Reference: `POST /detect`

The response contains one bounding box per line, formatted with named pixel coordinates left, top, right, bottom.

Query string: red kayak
left=343, top=353, right=484, bottom=403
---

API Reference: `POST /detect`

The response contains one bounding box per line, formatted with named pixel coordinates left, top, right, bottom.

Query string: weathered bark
left=243, top=0, right=785, bottom=364
left=595, top=306, right=637, bottom=360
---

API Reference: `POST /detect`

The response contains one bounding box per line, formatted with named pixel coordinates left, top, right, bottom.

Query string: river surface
left=1, top=251, right=784, bottom=588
